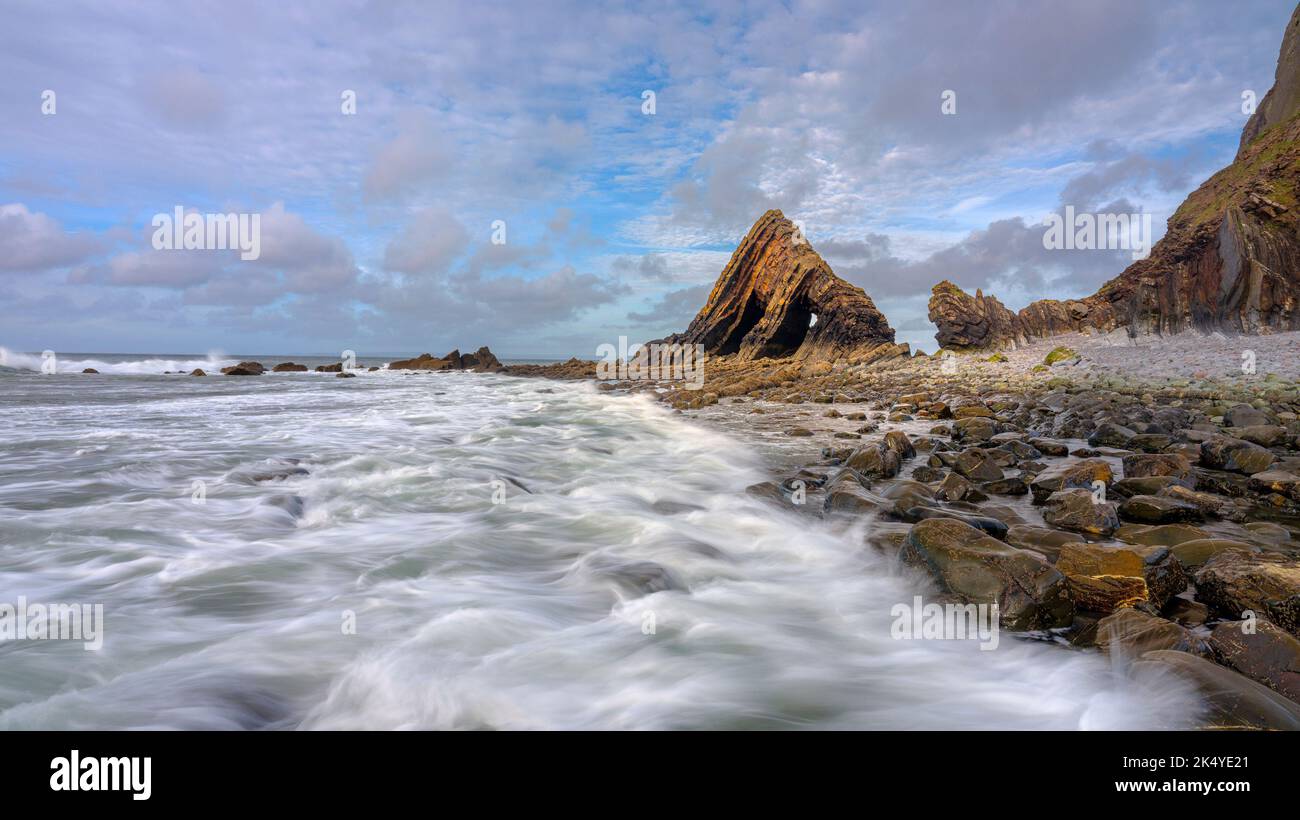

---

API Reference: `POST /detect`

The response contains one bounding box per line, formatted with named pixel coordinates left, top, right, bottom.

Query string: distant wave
left=0, top=347, right=235, bottom=375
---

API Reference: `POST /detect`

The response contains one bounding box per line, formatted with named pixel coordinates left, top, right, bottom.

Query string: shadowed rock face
left=930, top=8, right=1300, bottom=350
left=668, top=210, right=901, bottom=362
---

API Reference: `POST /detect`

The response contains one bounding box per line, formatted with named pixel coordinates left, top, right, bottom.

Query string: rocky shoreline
left=521, top=331, right=1300, bottom=729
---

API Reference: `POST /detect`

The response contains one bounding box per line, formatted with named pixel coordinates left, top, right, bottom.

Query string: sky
left=0, top=0, right=1295, bottom=358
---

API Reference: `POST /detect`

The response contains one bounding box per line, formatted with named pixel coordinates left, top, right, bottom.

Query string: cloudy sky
left=1, top=0, right=1294, bottom=357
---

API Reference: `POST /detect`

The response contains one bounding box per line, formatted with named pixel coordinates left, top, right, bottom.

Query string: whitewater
left=0, top=351, right=1201, bottom=729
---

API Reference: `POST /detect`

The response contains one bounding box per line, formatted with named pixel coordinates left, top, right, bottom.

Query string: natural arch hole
left=809, top=313, right=818, bottom=328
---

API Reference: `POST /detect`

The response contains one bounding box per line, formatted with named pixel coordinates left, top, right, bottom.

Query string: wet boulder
left=845, top=442, right=902, bottom=478
left=901, top=518, right=1072, bottom=630
left=1042, top=488, right=1120, bottom=536
left=1121, top=453, right=1194, bottom=488
left=953, top=448, right=1003, bottom=482
left=1195, top=550, right=1300, bottom=637
left=1170, top=538, right=1262, bottom=569
left=1224, top=404, right=1271, bottom=428
left=936, top=472, right=984, bottom=503
left=1095, top=608, right=1209, bottom=657
left=1056, top=543, right=1188, bottom=613
left=1248, top=469, right=1300, bottom=502
left=1088, top=420, right=1137, bottom=448
left=1117, top=494, right=1203, bottom=525
left=1130, top=650, right=1300, bottom=730
left=1114, top=523, right=1211, bottom=547
left=951, top=417, right=996, bottom=443
left=1208, top=618, right=1300, bottom=702
left=1155, top=484, right=1246, bottom=521
left=882, top=430, right=915, bottom=461
left=1229, top=425, right=1287, bottom=448
left=1004, top=525, right=1084, bottom=561
left=221, top=361, right=265, bottom=375
left=1200, top=436, right=1276, bottom=475
left=1029, top=459, right=1112, bottom=504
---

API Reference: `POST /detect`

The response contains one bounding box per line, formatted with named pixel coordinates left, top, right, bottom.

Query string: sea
left=0, top=349, right=1200, bottom=729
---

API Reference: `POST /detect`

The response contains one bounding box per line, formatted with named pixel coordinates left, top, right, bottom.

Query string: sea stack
left=665, top=209, right=902, bottom=362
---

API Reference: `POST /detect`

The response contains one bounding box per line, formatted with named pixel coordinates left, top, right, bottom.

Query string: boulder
left=272, top=362, right=308, bottom=372
left=1208, top=618, right=1300, bottom=702
left=1156, top=484, right=1245, bottom=520
left=953, top=448, right=1003, bottom=482
left=980, top=476, right=1028, bottom=496
left=1230, top=425, right=1287, bottom=448
left=1200, top=436, right=1276, bottom=475
left=1225, top=404, right=1271, bottom=428
left=845, top=443, right=902, bottom=478
left=1114, top=523, right=1211, bottom=547
left=459, top=346, right=506, bottom=372
left=882, top=430, right=915, bottom=461
left=1170, top=538, right=1261, bottom=568
left=387, top=353, right=457, bottom=371
left=951, top=417, right=997, bottom=443
left=901, top=518, right=1072, bottom=630
left=1029, top=459, right=1112, bottom=503
left=1117, top=494, right=1203, bottom=524
left=1004, top=524, right=1084, bottom=560
left=1056, top=543, right=1188, bottom=613
left=1042, top=488, right=1120, bottom=536
left=1248, top=469, right=1300, bottom=502
left=1095, top=608, right=1209, bottom=657
left=1195, top=550, right=1300, bottom=637
left=220, top=361, right=265, bottom=376
left=1113, top=476, right=1179, bottom=497
left=1088, top=421, right=1137, bottom=448
left=1121, top=453, right=1194, bottom=488
left=936, top=472, right=984, bottom=503
left=1131, top=650, right=1300, bottom=730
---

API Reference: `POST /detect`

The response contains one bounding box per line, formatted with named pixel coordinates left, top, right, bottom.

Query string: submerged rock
left=1095, top=608, right=1209, bottom=657
left=1131, top=650, right=1300, bottom=730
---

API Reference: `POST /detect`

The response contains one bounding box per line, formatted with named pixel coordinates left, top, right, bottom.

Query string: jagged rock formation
left=388, top=346, right=504, bottom=372
left=928, top=281, right=1102, bottom=350
left=667, top=210, right=903, bottom=362
left=931, top=7, right=1300, bottom=350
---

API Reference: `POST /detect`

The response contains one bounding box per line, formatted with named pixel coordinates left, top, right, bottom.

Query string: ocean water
left=0, top=350, right=1201, bottom=729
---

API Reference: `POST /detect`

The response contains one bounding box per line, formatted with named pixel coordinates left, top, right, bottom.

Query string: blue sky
left=0, top=0, right=1295, bottom=357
